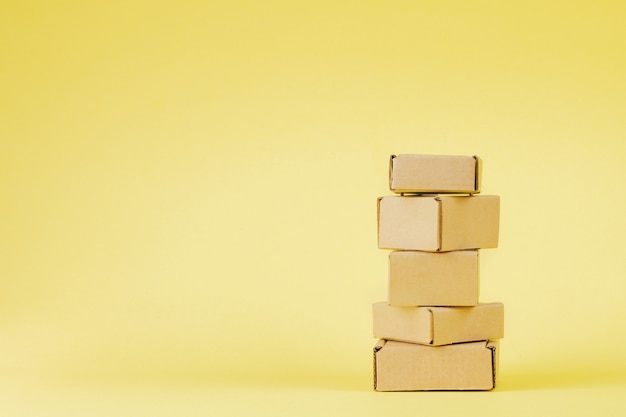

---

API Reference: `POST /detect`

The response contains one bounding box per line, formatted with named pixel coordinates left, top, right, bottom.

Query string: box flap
left=435, top=196, right=442, bottom=251
left=427, top=308, right=434, bottom=344
left=388, top=155, right=396, bottom=190
left=373, top=339, right=386, bottom=390
left=473, top=155, right=482, bottom=194
left=374, top=339, right=386, bottom=352
left=487, top=340, right=499, bottom=389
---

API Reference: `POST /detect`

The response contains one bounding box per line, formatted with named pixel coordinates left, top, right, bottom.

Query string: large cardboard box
left=389, top=154, right=482, bottom=194
left=389, top=250, right=479, bottom=307
left=374, top=339, right=499, bottom=391
left=377, top=195, right=500, bottom=251
left=372, top=302, right=504, bottom=346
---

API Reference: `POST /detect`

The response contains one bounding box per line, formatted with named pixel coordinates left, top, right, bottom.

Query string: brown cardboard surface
left=372, top=302, right=504, bottom=346
left=389, top=154, right=482, bottom=194
left=374, top=339, right=498, bottom=391
left=377, top=195, right=499, bottom=251
left=389, top=250, right=479, bottom=307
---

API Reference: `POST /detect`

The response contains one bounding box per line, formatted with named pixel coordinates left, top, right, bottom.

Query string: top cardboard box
left=389, top=154, right=482, bottom=194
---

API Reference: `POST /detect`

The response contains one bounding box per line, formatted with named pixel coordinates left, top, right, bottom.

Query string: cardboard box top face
left=374, top=339, right=498, bottom=391
left=389, top=154, right=482, bottom=194
left=377, top=195, right=500, bottom=251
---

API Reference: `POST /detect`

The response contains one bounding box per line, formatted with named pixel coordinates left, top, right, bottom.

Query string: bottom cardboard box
left=374, top=339, right=499, bottom=391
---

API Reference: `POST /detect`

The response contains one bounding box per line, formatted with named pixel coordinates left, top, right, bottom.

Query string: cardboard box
left=374, top=339, right=499, bottom=391
left=377, top=195, right=500, bottom=251
left=389, top=250, right=479, bottom=307
left=389, top=154, right=482, bottom=194
left=372, top=302, right=504, bottom=345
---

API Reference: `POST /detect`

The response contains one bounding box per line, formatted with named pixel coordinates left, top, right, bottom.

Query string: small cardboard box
left=377, top=195, right=500, bottom=251
left=374, top=339, right=499, bottom=391
left=389, top=250, right=479, bottom=307
left=372, top=302, right=504, bottom=346
left=389, top=154, right=482, bottom=194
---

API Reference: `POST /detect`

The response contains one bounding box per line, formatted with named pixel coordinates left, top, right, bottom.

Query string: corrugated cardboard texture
left=374, top=339, right=498, bottom=391
left=389, top=250, right=479, bottom=307
left=389, top=154, right=482, bottom=194
left=373, top=302, right=504, bottom=346
left=377, top=195, right=499, bottom=251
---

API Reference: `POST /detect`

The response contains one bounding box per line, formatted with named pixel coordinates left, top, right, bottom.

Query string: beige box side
left=377, top=196, right=440, bottom=251
left=430, top=302, right=504, bottom=345
left=388, top=250, right=479, bottom=307
left=374, top=339, right=497, bottom=391
left=372, top=302, right=433, bottom=345
left=373, top=302, right=504, bottom=346
left=389, top=154, right=482, bottom=194
left=439, top=195, right=500, bottom=251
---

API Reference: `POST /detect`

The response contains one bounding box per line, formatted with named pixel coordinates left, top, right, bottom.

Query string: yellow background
left=1, top=1, right=625, bottom=415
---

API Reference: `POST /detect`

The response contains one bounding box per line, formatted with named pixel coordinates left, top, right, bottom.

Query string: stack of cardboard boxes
left=373, top=154, right=503, bottom=391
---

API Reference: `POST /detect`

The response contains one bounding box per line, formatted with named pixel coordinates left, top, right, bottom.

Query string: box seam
left=487, top=340, right=496, bottom=390
left=427, top=308, right=435, bottom=344
left=389, top=155, right=397, bottom=190
left=473, top=155, right=482, bottom=194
